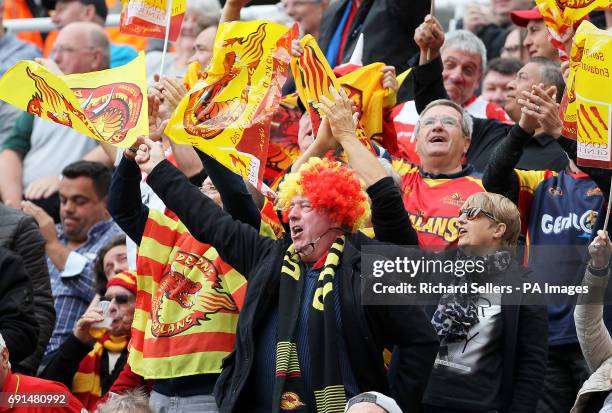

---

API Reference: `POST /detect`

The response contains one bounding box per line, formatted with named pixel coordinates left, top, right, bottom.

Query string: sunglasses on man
left=102, top=294, right=131, bottom=305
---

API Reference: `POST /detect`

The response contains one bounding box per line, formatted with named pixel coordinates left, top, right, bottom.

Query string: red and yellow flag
left=561, top=21, right=612, bottom=168
left=0, top=52, right=148, bottom=148
left=119, top=0, right=186, bottom=42
left=265, top=93, right=302, bottom=183
left=133, top=209, right=247, bottom=379
left=290, top=35, right=392, bottom=150
left=164, top=21, right=294, bottom=195
left=536, top=0, right=612, bottom=52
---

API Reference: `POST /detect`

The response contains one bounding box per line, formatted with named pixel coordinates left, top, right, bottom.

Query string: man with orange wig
left=130, top=88, right=438, bottom=413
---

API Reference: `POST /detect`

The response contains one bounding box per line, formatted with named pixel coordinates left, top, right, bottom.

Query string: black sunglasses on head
left=103, top=294, right=130, bottom=305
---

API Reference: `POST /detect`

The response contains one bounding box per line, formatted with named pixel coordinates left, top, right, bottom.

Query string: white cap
left=345, top=391, right=402, bottom=413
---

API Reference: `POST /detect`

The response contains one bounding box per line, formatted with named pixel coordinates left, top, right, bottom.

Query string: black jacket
left=318, top=0, right=429, bottom=73
left=0, top=246, right=39, bottom=365
left=145, top=160, right=439, bottom=413
left=483, top=124, right=612, bottom=203
left=498, top=292, right=549, bottom=412
left=411, top=57, right=569, bottom=173
left=0, top=204, right=55, bottom=374
left=40, top=334, right=128, bottom=395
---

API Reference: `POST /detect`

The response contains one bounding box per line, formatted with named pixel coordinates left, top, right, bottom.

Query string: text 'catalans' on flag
left=561, top=21, right=612, bottom=168
left=164, top=21, right=294, bottom=195
left=119, top=0, right=186, bottom=42
left=0, top=52, right=149, bottom=148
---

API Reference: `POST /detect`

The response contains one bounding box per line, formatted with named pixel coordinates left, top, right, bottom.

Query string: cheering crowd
left=1, top=0, right=612, bottom=411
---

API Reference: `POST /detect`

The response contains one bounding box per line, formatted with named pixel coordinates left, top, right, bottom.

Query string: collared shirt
left=0, top=30, right=41, bottom=77
left=43, top=219, right=122, bottom=365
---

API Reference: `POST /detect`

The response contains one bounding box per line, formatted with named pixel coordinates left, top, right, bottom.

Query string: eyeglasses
left=459, top=207, right=499, bottom=223
left=420, top=115, right=461, bottom=128
left=51, top=45, right=96, bottom=55
left=103, top=294, right=131, bottom=305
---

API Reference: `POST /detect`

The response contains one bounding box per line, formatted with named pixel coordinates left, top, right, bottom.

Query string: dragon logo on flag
left=73, top=83, right=144, bottom=144
left=25, top=67, right=144, bottom=145
left=183, top=23, right=268, bottom=140
left=151, top=251, right=238, bottom=337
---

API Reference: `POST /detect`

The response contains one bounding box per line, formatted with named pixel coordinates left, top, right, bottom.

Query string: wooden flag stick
left=158, top=0, right=174, bottom=78
left=604, top=179, right=612, bottom=233
left=426, top=0, right=435, bottom=62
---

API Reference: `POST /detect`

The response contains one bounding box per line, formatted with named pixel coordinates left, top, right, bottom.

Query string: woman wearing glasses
left=39, top=272, right=137, bottom=411
left=419, top=191, right=548, bottom=413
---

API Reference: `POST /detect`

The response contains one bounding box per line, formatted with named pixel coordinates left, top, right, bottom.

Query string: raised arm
left=482, top=93, right=541, bottom=202
left=194, top=148, right=261, bottom=231
left=135, top=139, right=275, bottom=277
left=412, top=16, right=448, bottom=114
left=107, top=156, right=149, bottom=245
left=575, top=231, right=612, bottom=372
left=319, top=87, right=418, bottom=245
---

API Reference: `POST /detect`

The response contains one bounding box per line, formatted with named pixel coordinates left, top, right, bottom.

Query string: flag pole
left=158, top=0, right=173, bottom=78
left=426, top=0, right=435, bottom=62
left=604, top=179, right=612, bottom=233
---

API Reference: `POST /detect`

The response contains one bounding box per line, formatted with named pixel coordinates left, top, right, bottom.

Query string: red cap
left=511, top=7, right=543, bottom=27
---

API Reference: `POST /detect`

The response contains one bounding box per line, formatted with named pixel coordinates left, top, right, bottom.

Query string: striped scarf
left=273, top=236, right=347, bottom=413
left=72, top=331, right=128, bottom=411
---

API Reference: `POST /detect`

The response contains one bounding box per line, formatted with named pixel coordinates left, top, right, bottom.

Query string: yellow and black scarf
left=273, top=236, right=347, bottom=413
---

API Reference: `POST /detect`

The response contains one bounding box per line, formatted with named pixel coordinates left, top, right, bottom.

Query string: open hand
left=318, top=87, right=358, bottom=145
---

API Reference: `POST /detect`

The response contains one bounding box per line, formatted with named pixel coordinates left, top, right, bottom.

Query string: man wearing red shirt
left=0, top=334, right=85, bottom=413
left=392, top=29, right=512, bottom=164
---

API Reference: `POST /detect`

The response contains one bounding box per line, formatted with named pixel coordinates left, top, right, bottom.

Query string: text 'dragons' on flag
left=561, top=21, right=612, bottom=168
left=119, top=0, right=186, bottom=42
left=164, top=21, right=294, bottom=194
left=0, top=52, right=149, bottom=148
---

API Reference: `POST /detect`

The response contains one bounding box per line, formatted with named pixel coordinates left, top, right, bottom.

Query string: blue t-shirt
left=110, top=43, right=138, bottom=68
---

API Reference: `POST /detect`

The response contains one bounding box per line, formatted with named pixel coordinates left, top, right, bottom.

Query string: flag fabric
left=0, top=52, right=148, bottom=148
left=119, top=0, right=186, bottom=42
left=164, top=21, right=294, bottom=195
left=290, top=34, right=395, bottom=150
left=536, top=0, right=612, bottom=52
left=561, top=21, right=612, bottom=168
left=266, top=93, right=301, bottom=184
left=132, top=208, right=246, bottom=379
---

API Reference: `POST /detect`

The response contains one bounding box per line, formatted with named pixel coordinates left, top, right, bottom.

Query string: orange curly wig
left=276, top=157, right=370, bottom=231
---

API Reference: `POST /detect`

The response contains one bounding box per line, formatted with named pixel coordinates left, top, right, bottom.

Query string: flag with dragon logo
left=560, top=21, right=612, bottom=168
left=290, top=35, right=386, bottom=152
left=119, top=0, right=186, bottom=42
left=164, top=21, right=294, bottom=195
left=0, top=52, right=148, bottom=148
left=535, top=0, right=611, bottom=54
